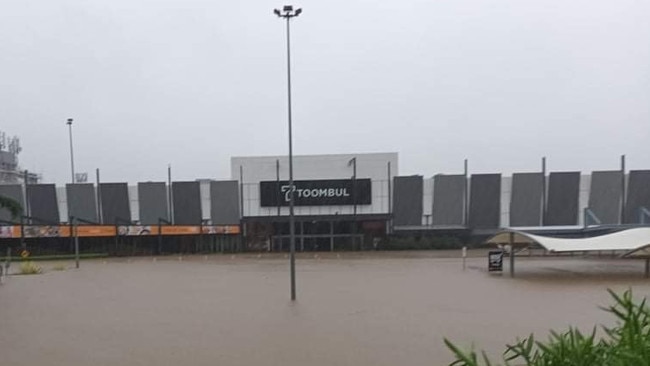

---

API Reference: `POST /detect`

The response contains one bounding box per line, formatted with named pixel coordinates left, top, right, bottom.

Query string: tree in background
left=0, top=195, right=21, bottom=219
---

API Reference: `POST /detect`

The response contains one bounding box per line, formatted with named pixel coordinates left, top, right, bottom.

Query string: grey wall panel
left=100, top=183, right=131, bottom=224
left=210, top=181, right=240, bottom=225
left=0, top=184, right=24, bottom=221
left=589, top=171, right=623, bottom=225
left=66, top=184, right=97, bottom=223
left=544, top=172, right=580, bottom=226
left=432, top=175, right=465, bottom=226
left=509, top=173, right=543, bottom=227
left=624, top=170, right=650, bottom=224
left=138, top=182, right=168, bottom=225
left=173, top=181, right=201, bottom=225
left=27, top=184, right=59, bottom=223
left=392, top=176, right=423, bottom=226
left=468, top=174, right=501, bottom=229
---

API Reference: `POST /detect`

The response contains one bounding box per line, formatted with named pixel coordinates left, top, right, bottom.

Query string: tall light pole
left=66, top=118, right=76, bottom=184
left=274, top=4, right=301, bottom=301
left=348, top=157, right=357, bottom=249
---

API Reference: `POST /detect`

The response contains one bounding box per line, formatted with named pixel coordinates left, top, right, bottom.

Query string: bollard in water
left=5, top=247, right=11, bottom=271
left=462, top=246, right=467, bottom=270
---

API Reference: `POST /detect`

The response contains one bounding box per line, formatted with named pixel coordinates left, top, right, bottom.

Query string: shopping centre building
left=234, top=153, right=396, bottom=251
left=0, top=152, right=649, bottom=255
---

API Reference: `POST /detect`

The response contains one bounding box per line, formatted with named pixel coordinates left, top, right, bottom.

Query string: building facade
left=1, top=152, right=649, bottom=254
left=232, top=153, right=397, bottom=251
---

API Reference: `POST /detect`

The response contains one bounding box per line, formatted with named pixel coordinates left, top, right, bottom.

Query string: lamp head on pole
left=67, top=118, right=73, bottom=125
left=274, top=5, right=302, bottom=18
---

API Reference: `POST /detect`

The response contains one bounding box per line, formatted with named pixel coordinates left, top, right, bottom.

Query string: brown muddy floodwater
left=2, top=251, right=650, bottom=366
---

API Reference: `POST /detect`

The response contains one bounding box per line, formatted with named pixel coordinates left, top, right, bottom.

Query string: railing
left=641, top=207, right=650, bottom=225
left=583, top=208, right=602, bottom=228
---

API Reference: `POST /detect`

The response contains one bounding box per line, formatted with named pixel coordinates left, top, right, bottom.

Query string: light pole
left=348, top=157, right=357, bottom=249
left=66, top=118, right=75, bottom=184
left=274, top=4, right=301, bottom=301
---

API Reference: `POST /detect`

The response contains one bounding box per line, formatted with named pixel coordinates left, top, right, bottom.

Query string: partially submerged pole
left=74, top=217, right=80, bottom=269
left=462, top=246, right=467, bottom=270
left=464, top=159, right=469, bottom=226
left=621, top=155, right=626, bottom=224
left=4, top=246, right=11, bottom=277
left=541, top=157, right=546, bottom=225
left=509, top=232, right=515, bottom=277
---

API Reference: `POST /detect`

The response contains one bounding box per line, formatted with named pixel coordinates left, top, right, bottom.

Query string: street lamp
left=274, top=4, right=301, bottom=301
left=66, top=118, right=75, bottom=184
left=348, top=157, right=357, bottom=249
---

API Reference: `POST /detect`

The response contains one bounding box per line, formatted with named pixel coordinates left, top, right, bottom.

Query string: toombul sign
left=260, top=179, right=372, bottom=207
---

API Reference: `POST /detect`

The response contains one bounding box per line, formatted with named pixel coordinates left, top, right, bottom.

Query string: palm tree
left=0, top=195, right=21, bottom=219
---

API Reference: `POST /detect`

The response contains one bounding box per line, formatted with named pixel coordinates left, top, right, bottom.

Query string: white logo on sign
left=280, top=185, right=350, bottom=202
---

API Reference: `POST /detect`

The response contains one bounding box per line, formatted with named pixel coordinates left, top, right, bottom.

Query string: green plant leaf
left=0, top=195, right=21, bottom=219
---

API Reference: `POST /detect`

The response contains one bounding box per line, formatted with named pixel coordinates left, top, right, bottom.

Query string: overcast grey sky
left=1, top=0, right=648, bottom=184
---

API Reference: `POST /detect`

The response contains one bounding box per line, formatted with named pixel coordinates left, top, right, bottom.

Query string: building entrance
left=243, top=218, right=386, bottom=252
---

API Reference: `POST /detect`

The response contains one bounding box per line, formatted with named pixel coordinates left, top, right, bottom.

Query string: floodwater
left=2, top=252, right=650, bottom=366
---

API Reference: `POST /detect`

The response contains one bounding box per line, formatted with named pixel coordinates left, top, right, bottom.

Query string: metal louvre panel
left=172, top=182, right=201, bottom=225
left=27, top=184, right=59, bottom=223
left=624, top=170, right=650, bottom=224
left=66, top=184, right=97, bottom=223
left=210, top=181, right=240, bottom=225
left=545, top=172, right=580, bottom=226
left=393, top=176, right=423, bottom=226
left=589, top=171, right=622, bottom=225
left=509, top=173, right=543, bottom=227
left=468, top=174, right=501, bottom=229
left=432, top=175, right=465, bottom=226
left=100, top=183, right=131, bottom=224
left=138, top=182, right=168, bottom=225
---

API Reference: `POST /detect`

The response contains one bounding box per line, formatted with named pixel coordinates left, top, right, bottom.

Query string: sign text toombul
left=260, top=179, right=372, bottom=207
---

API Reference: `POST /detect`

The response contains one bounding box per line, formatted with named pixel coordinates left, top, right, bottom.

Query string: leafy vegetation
left=0, top=253, right=108, bottom=262
left=0, top=194, right=22, bottom=219
left=19, top=261, right=42, bottom=275
left=445, top=289, right=650, bottom=365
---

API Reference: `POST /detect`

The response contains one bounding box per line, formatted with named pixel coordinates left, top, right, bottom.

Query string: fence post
left=462, top=246, right=467, bottom=270
left=4, top=246, right=11, bottom=277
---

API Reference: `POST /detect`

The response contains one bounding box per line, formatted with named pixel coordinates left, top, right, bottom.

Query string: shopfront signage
left=260, top=179, right=371, bottom=207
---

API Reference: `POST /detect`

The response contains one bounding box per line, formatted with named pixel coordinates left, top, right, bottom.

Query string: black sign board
left=488, top=250, right=504, bottom=272
left=260, top=179, right=371, bottom=207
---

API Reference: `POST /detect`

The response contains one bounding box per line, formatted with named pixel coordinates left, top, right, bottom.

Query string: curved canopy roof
left=485, top=228, right=650, bottom=257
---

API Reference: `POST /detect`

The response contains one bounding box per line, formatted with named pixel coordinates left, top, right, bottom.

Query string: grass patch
left=0, top=253, right=108, bottom=262
left=19, top=261, right=42, bottom=275
left=51, top=263, right=67, bottom=271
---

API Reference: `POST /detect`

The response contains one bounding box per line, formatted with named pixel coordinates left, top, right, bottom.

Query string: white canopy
left=486, top=227, right=650, bottom=257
